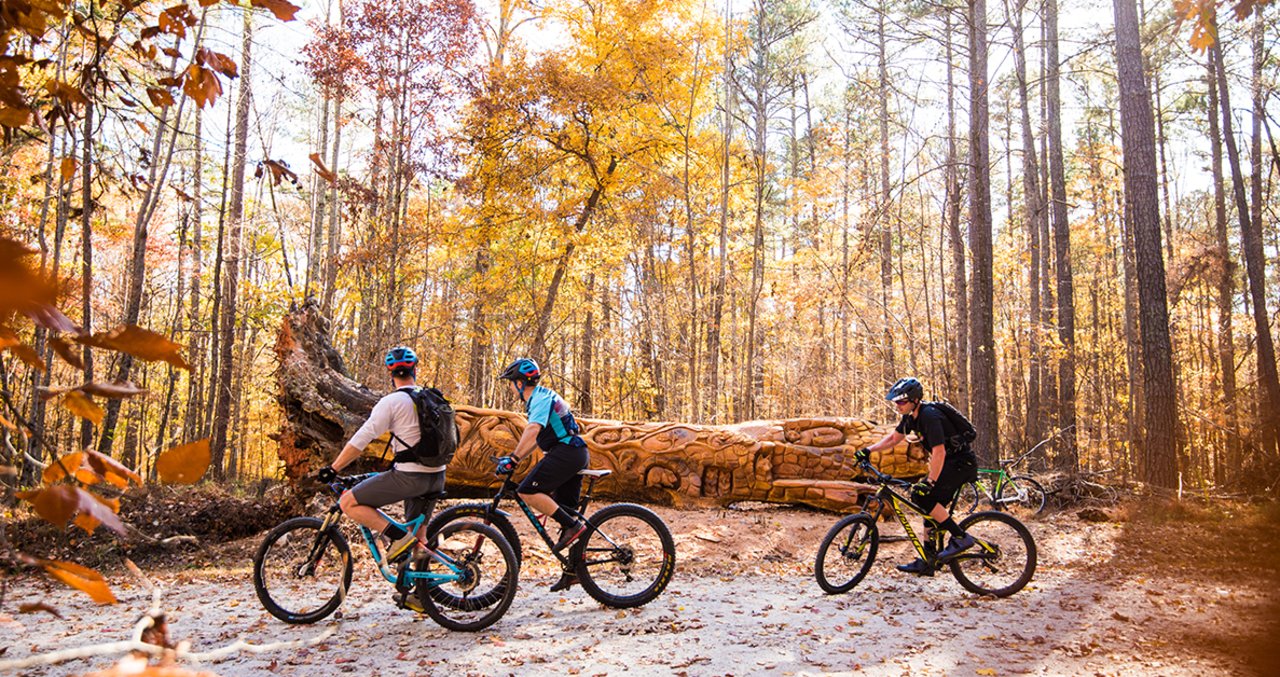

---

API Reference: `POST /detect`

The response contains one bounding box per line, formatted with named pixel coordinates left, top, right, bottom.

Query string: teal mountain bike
left=252, top=472, right=519, bottom=631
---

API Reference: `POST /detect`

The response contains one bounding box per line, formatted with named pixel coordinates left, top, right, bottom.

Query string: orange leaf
left=0, top=103, right=32, bottom=127
left=63, top=391, right=104, bottom=424
left=0, top=411, right=15, bottom=430
left=75, top=325, right=191, bottom=370
left=60, top=157, right=77, bottom=183
left=42, top=451, right=85, bottom=484
left=5, top=342, right=46, bottom=372
left=41, top=559, right=117, bottom=604
left=309, top=153, right=337, bottom=183
left=198, top=48, right=239, bottom=78
left=251, top=0, right=302, bottom=21
left=155, top=438, right=211, bottom=484
left=83, top=449, right=143, bottom=488
left=18, top=484, right=125, bottom=535
left=0, top=327, right=19, bottom=350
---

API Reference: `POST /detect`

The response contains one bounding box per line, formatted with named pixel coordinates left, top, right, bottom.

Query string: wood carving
left=275, top=301, right=926, bottom=511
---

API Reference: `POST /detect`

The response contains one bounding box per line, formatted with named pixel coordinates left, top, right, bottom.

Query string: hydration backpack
left=924, top=401, right=978, bottom=447
left=391, top=387, right=459, bottom=467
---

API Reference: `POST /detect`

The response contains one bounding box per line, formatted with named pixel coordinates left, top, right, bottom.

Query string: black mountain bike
left=426, top=460, right=676, bottom=609
left=814, top=459, right=1037, bottom=598
left=252, top=473, right=519, bottom=631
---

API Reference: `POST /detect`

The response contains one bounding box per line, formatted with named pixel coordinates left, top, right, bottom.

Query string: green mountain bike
left=956, top=446, right=1050, bottom=515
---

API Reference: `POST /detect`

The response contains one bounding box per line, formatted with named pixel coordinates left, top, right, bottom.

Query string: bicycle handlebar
left=855, top=460, right=911, bottom=488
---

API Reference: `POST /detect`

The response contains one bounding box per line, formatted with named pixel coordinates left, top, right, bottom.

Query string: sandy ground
left=2, top=501, right=1277, bottom=676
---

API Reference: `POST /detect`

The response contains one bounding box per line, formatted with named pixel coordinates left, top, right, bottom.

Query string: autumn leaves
left=2, top=236, right=210, bottom=604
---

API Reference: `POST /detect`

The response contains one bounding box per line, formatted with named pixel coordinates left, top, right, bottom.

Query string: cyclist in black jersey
left=855, top=378, right=978, bottom=575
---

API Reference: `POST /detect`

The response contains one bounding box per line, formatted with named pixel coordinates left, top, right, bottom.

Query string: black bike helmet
left=886, top=377, right=924, bottom=403
left=498, top=357, right=541, bottom=384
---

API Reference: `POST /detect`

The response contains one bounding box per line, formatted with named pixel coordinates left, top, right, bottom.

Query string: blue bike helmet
left=385, top=346, right=418, bottom=374
left=498, top=357, right=541, bottom=384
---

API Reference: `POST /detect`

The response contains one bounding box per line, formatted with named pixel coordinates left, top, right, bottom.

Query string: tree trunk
left=78, top=97, right=95, bottom=451
left=878, top=7, right=895, bottom=384
left=944, top=8, right=968, bottom=411
left=1045, top=0, right=1077, bottom=469
left=1113, top=0, right=1178, bottom=487
left=1207, top=54, right=1237, bottom=483
left=968, top=0, right=998, bottom=464
left=1212, top=18, right=1280, bottom=462
left=210, top=11, right=254, bottom=480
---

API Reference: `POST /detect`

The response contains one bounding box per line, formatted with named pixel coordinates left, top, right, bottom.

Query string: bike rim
left=260, top=527, right=348, bottom=618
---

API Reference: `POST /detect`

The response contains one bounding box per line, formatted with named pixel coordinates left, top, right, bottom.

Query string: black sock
left=552, top=507, right=577, bottom=529
left=382, top=524, right=407, bottom=541
left=939, top=518, right=965, bottom=538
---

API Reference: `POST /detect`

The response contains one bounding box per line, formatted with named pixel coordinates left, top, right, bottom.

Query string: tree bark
left=967, top=0, right=998, bottom=463
left=1207, top=53, right=1237, bottom=482
left=210, top=10, right=254, bottom=480
left=1045, top=0, right=1076, bottom=469
left=944, top=8, right=968, bottom=412
left=1113, top=0, right=1178, bottom=487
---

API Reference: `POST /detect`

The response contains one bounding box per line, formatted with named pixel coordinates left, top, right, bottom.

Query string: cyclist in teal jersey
left=495, top=358, right=591, bottom=562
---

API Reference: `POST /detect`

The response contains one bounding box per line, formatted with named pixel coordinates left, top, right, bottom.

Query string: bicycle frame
left=860, top=467, right=996, bottom=566
left=481, top=472, right=602, bottom=568
left=319, top=482, right=470, bottom=589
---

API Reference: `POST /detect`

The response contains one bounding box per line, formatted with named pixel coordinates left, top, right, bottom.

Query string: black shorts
left=518, top=443, right=589, bottom=510
left=918, top=459, right=978, bottom=513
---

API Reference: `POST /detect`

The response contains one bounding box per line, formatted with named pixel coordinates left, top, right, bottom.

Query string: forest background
left=0, top=0, right=1277, bottom=501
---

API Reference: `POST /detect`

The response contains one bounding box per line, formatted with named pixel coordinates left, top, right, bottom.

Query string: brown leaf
left=63, top=391, right=104, bottom=424
left=79, top=381, right=147, bottom=399
left=0, top=412, right=15, bottom=430
left=75, top=325, right=191, bottom=370
left=49, top=335, right=84, bottom=369
left=146, top=87, right=175, bottom=107
left=42, top=452, right=95, bottom=485
left=0, top=103, right=32, bottom=127
left=251, top=0, right=302, bottom=22
left=197, top=48, right=238, bottom=78
left=262, top=159, right=299, bottom=187
left=309, top=153, right=337, bottom=183
left=40, top=559, right=117, bottom=604
left=155, top=438, right=211, bottom=484
left=182, top=63, right=222, bottom=108
left=0, top=237, right=65, bottom=326
left=18, top=601, right=64, bottom=619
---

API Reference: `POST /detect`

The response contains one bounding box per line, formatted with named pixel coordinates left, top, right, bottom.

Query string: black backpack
left=390, top=387, right=459, bottom=467
left=924, top=401, right=978, bottom=447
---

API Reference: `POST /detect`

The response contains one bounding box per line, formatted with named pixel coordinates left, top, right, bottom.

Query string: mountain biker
left=317, top=346, right=446, bottom=574
left=855, top=377, right=978, bottom=575
left=495, top=358, right=590, bottom=589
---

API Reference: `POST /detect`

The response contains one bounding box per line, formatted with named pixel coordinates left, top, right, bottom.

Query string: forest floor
left=2, top=495, right=1278, bottom=676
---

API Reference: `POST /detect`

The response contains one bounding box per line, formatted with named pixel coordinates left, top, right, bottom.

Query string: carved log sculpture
left=275, top=301, right=926, bottom=511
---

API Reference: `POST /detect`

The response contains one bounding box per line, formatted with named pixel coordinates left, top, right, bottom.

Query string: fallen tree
left=275, top=301, right=925, bottom=511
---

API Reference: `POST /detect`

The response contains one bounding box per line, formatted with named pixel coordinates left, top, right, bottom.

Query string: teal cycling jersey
left=525, top=385, right=586, bottom=450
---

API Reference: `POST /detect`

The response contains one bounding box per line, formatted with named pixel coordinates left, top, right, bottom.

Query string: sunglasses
left=892, top=398, right=913, bottom=406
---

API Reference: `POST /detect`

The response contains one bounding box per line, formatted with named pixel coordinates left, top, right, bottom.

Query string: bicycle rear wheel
left=999, top=476, right=1047, bottom=515
left=948, top=511, right=1036, bottom=598
left=955, top=482, right=981, bottom=514
left=416, top=521, right=519, bottom=632
left=814, top=513, right=879, bottom=594
left=253, top=516, right=352, bottom=624
left=574, top=503, right=676, bottom=609
left=427, top=503, right=524, bottom=564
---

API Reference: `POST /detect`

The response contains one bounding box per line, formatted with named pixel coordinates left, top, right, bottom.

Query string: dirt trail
left=2, top=502, right=1276, bottom=676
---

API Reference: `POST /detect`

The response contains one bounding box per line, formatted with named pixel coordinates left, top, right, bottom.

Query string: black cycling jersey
left=896, top=404, right=977, bottom=465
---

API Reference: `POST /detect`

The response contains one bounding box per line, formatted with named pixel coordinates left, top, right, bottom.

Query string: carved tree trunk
left=276, top=302, right=924, bottom=512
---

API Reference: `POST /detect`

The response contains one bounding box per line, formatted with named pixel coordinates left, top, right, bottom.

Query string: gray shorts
left=349, top=469, right=445, bottom=522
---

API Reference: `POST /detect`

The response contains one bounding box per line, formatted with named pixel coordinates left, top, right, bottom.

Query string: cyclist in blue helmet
left=496, top=357, right=590, bottom=590
left=854, top=377, right=978, bottom=575
left=317, top=346, right=447, bottom=610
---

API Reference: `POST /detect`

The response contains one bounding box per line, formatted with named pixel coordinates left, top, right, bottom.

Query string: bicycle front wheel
left=948, top=511, right=1037, bottom=598
left=814, top=513, right=879, bottom=594
left=416, top=521, right=519, bottom=632
left=574, top=503, right=676, bottom=609
left=1000, top=476, right=1047, bottom=515
left=252, top=516, right=353, bottom=624
left=955, top=482, right=981, bottom=514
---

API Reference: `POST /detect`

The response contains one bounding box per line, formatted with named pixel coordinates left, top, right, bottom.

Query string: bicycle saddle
left=578, top=468, right=612, bottom=478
